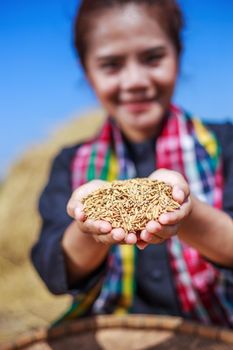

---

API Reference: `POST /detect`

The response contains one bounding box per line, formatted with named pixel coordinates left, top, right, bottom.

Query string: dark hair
left=74, top=0, right=184, bottom=69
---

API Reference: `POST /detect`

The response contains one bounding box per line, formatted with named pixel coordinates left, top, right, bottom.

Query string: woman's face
left=85, top=4, right=178, bottom=142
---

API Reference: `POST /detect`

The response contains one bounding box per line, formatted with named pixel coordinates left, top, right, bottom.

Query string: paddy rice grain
left=82, top=178, right=180, bottom=234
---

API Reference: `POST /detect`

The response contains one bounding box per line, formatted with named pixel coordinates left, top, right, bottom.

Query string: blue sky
left=0, top=0, right=233, bottom=179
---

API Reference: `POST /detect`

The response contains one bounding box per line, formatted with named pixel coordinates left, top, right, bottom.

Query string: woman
left=31, top=0, right=233, bottom=327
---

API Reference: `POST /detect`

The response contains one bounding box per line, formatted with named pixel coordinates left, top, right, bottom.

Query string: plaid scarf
left=57, top=105, right=233, bottom=327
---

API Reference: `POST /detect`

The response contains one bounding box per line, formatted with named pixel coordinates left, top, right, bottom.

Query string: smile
left=120, top=99, right=155, bottom=113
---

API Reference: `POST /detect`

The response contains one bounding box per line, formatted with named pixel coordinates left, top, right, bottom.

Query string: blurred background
left=0, top=0, right=233, bottom=345
left=1, top=0, right=233, bottom=180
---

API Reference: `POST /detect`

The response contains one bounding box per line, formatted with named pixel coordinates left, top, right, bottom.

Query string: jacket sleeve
left=208, top=122, right=233, bottom=218
left=221, top=123, right=233, bottom=219
left=31, top=146, right=106, bottom=295
left=206, top=122, right=233, bottom=280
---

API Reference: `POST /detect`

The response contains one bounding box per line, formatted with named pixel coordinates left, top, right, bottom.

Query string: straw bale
left=0, top=111, right=104, bottom=342
left=0, top=111, right=104, bottom=269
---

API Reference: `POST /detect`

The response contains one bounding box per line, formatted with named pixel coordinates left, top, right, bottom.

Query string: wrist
left=62, top=221, right=106, bottom=257
left=178, top=194, right=194, bottom=238
left=62, top=221, right=110, bottom=281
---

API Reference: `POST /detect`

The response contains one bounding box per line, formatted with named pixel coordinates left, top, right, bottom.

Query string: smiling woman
left=76, top=1, right=181, bottom=141
left=84, top=4, right=178, bottom=141
left=31, top=0, right=233, bottom=330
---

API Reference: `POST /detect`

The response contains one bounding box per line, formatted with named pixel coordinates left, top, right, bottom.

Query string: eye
left=100, top=60, right=122, bottom=73
left=144, top=53, right=164, bottom=65
left=141, top=48, right=166, bottom=66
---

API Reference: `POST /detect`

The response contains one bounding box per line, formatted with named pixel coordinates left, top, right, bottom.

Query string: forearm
left=62, top=221, right=110, bottom=284
left=179, top=195, right=233, bottom=267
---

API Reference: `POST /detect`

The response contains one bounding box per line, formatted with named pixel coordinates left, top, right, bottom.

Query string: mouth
left=120, top=98, right=155, bottom=113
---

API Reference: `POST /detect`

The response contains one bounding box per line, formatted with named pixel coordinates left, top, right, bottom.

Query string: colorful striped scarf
left=57, top=105, right=233, bottom=327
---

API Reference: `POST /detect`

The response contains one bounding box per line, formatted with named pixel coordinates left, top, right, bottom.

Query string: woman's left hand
left=136, top=169, right=192, bottom=249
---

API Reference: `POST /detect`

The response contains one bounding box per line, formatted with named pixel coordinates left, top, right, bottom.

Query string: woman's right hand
left=67, top=180, right=137, bottom=245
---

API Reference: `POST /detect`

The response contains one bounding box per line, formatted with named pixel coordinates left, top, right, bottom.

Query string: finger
left=77, top=179, right=108, bottom=200
left=145, top=220, right=162, bottom=234
left=76, top=219, right=96, bottom=235
left=98, top=220, right=113, bottom=233
left=68, top=180, right=109, bottom=218
left=111, top=228, right=126, bottom=241
left=140, top=229, right=153, bottom=242
left=74, top=205, right=86, bottom=221
left=141, top=228, right=166, bottom=242
left=155, top=224, right=178, bottom=240
left=125, top=232, right=137, bottom=245
left=172, top=185, right=186, bottom=204
left=159, top=197, right=191, bottom=225
left=67, top=199, right=81, bottom=218
left=149, top=169, right=183, bottom=186
left=93, top=232, right=121, bottom=245
left=150, top=235, right=165, bottom=244
left=78, top=219, right=112, bottom=235
left=148, top=168, right=172, bottom=182
left=140, top=229, right=165, bottom=244
left=136, top=241, right=149, bottom=250
left=94, top=228, right=127, bottom=245
left=149, top=170, right=189, bottom=200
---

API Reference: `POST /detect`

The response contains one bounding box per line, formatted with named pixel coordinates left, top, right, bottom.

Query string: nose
left=120, top=61, right=149, bottom=91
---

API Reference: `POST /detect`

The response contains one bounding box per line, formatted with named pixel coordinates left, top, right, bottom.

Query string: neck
left=111, top=113, right=169, bottom=143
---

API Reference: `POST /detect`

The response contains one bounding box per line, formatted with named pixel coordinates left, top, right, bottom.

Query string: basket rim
left=1, top=314, right=233, bottom=350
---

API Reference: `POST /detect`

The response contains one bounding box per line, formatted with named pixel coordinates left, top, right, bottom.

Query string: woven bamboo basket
left=1, top=315, right=233, bottom=350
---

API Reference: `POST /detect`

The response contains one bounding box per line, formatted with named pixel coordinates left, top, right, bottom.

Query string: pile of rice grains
left=82, top=178, right=180, bottom=234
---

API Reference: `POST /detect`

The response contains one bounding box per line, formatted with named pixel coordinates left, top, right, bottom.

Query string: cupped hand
left=67, top=180, right=137, bottom=245
left=137, top=169, right=192, bottom=249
